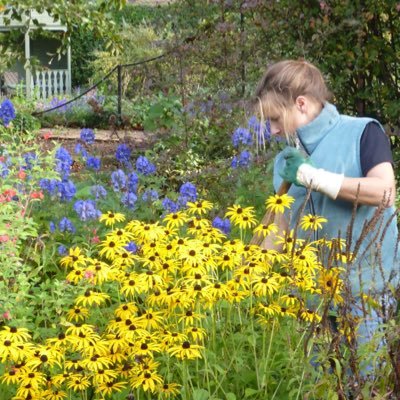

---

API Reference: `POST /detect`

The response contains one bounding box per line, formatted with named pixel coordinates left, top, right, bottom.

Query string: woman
left=253, top=59, right=399, bottom=341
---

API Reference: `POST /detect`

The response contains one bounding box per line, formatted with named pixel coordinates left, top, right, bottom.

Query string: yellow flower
left=98, top=237, right=123, bottom=259
left=0, top=326, right=31, bottom=343
left=66, top=374, right=91, bottom=391
left=60, top=246, right=87, bottom=269
left=75, top=289, right=110, bottom=307
left=251, top=274, right=281, bottom=297
left=265, top=194, right=294, bottom=214
left=99, top=211, right=126, bottom=226
left=300, top=308, right=322, bottom=323
left=163, top=211, right=189, bottom=229
left=253, top=222, right=278, bottom=238
left=81, top=354, right=113, bottom=372
left=158, top=382, right=181, bottom=398
left=130, top=369, right=163, bottom=393
left=42, top=388, right=67, bottom=400
left=317, top=268, right=344, bottom=304
left=185, top=326, right=207, bottom=342
left=225, top=205, right=257, bottom=229
left=168, top=340, right=203, bottom=360
left=300, top=214, right=328, bottom=231
left=95, top=380, right=127, bottom=396
left=186, top=199, right=213, bottom=215
left=66, top=306, right=90, bottom=322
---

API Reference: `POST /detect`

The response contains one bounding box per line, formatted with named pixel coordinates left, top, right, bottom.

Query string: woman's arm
left=338, top=162, right=396, bottom=207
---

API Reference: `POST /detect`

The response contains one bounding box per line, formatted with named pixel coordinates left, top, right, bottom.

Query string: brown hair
left=253, top=60, right=331, bottom=137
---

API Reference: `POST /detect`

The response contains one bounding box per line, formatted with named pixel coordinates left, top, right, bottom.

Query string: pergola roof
left=0, top=9, right=67, bottom=32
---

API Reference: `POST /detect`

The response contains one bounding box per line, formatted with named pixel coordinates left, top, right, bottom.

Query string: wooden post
left=24, top=29, right=31, bottom=97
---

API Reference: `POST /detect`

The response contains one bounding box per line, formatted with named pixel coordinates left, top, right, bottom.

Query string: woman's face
left=268, top=97, right=322, bottom=138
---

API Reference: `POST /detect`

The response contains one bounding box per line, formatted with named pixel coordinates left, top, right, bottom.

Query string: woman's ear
left=295, top=96, right=307, bottom=113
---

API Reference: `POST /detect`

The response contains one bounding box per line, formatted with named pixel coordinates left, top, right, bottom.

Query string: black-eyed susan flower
left=275, top=229, right=303, bottom=252
left=75, top=289, right=110, bottom=307
left=114, top=302, right=138, bottom=320
left=204, top=281, right=231, bottom=301
left=19, top=369, right=47, bottom=391
left=251, top=274, right=281, bottom=297
left=66, top=267, right=85, bottom=285
left=300, top=214, right=328, bottom=231
left=130, top=369, right=163, bottom=393
left=168, top=340, right=203, bottom=360
left=66, top=374, right=90, bottom=391
left=0, top=326, right=31, bottom=343
left=177, top=309, right=204, bottom=326
left=42, top=388, right=67, bottom=400
left=186, top=199, right=213, bottom=215
left=25, top=345, right=63, bottom=369
left=185, top=326, right=207, bottom=342
left=126, top=220, right=166, bottom=243
left=300, top=308, right=322, bottom=324
left=253, top=222, right=278, bottom=239
left=317, top=268, right=344, bottom=304
left=158, top=382, right=181, bottom=398
left=163, top=211, right=189, bottom=229
left=99, top=211, right=125, bottom=226
left=225, top=205, right=257, bottom=229
left=66, top=306, right=90, bottom=323
left=265, top=193, right=294, bottom=214
left=60, top=246, right=87, bottom=269
left=137, top=308, right=165, bottom=330
left=99, top=237, right=123, bottom=259
left=81, top=354, right=112, bottom=372
left=95, top=379, right=127, bottom=396
left=91, top=368, right=118, bottom=385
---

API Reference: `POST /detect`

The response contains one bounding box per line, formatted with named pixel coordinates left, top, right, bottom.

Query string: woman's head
left=254, top=60, right=331, bottom=139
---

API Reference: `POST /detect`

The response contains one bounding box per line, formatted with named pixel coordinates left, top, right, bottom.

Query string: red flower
left=31, top=191, right=44, bottom=200
left=42, top=132, right=53, bottom=140
left=18, top=169, right=26, bottom=180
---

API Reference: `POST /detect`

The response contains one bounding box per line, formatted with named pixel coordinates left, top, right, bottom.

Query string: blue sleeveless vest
left=273, top=103, right=399, bottom=294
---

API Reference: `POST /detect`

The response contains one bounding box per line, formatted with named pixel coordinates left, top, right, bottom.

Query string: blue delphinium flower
left=40, top=178, right=58, bottom=196
left=0, top=162, right=9, bottom=178
left=23, top=152, right=38, bottom=170
left=121, top=192, right=137, bottom=209
left=74, top=143, right=88, bottom=158
left=116, top=144, right=131, bottom=164
left=55, top=147, right=73, bottom=178
left=49, top=221, right=56, bottom=233
left=136, top=156, right=156, bottom=176
left=232, top=150, right=251, bottom=169
left=73, top=199, right=101, bottom=221
left=86, top=156, right=101, bottom=171
left=58, top=245, right=67, bottom=255
left=142, top=189, right=159, bottom=202
left=59, top=217, right=76, bottom=233
left=162, top=197, right=179, bottom=213
left=179, top=182, right=197, bottom=202
left=212, top=216, right=231, bottom=235
left=248, top=115, right=271, bottom=143
left=80, top=128, right=95, bottom=145
left=90, top=184, right=107, bottom=199
left=232, top=127, right=252, bottom=148
left=127, top=172, right=139, bottom=192
left=57, top=180, right=76, bottom=202
left=0, top=98, right=16, bottom=126
left=111, top=169, right=127, bottom=192
left=125, top=241, right=138, bottom=253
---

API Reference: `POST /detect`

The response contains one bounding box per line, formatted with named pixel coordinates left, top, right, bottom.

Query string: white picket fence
left=31, top=69, right=71, bottom=98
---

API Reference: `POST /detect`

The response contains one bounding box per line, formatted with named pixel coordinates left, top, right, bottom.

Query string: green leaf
left=192, top=388, right=210, bottom=400
left=226, top=393, right=237, bottom=400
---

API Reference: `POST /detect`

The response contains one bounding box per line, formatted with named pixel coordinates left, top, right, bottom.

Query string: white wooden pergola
left=0, top=9, right=71, bottom=98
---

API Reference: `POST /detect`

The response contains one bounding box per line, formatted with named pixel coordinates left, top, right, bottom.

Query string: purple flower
left=231, top=150, right=251, bottom=169
left=23, top=152, right=38, bottom=170
left=248, top=116, right=271, bottom=143
left=57, top=180, right=76, bottom=202
left=136, top=156, right=156, bottom=175
left=142, top=189, right=159, bottom=202
left=125, top=241, right=138, bottom=253
left=80, top=128, right=95, bottom=145
left=0, top=98, right=16, bottom=126
left=179, top=182, right=197, bottom=202
left=0, top=162, right=9, bottom=178
left=121, top=192, right=138, bottom=209
left=162, top=197, right=179, bottom=213
left=58, top=245, right=67, bottom=255
left=232, top=127, right=252, bottom=148
left=127, top=172, right=139, bottom=192
left=59, top=217, right=76, bottom=233
left=73, top=199, right=101, bottom=221
left=90, top=185, right=107, bottom=199
left=116, top=144, right=131, bottom=164
left=75, top=143, right=88, bottom=158
left=49, top=221, right=56, bottom=233
left=212, top=217, right=231, bottom=235
left=86, top=156, right=101, bottom=171
left=55, top=147, right=73, bottom=178
left=111, top=169, right=127, bottom=192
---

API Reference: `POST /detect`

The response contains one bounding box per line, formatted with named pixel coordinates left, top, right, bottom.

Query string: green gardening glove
left=279, top=147, right=313, bottom=186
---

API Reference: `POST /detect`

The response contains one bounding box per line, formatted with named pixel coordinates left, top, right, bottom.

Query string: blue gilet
left=273, top=103, right=399, bottom=294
